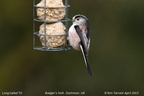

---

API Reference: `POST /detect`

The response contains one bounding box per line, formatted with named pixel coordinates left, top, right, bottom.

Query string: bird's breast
left=68, top=25, right=80, bottom=50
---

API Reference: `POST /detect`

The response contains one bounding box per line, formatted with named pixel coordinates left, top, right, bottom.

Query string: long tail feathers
left=80, top=45, right=92, bottom=76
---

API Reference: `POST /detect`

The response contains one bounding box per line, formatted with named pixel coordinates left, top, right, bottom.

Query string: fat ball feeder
left=33, top=0, right=70, bottom=51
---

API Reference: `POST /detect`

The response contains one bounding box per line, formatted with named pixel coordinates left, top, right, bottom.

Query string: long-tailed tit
left=68, top=14, right=92, bottom=76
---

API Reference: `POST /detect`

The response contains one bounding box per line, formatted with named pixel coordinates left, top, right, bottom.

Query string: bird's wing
left=87, top=38, right=90, bottom=54
left=74, top=25, right=92, bottom=76
left=75, top=25, right=90, bottom=55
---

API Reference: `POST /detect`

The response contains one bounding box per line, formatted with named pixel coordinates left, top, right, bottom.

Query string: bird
left=68, top=14, right=92, bottom=76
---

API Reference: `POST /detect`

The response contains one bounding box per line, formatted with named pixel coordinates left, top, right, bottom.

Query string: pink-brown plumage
left=68, top=24, right=81, bottom=50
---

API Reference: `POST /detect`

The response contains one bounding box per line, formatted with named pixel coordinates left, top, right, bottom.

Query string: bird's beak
left=72, top=19, right=75, bottom=22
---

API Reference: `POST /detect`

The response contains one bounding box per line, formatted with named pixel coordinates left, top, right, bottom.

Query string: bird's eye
left=77, top=18, right=79, bottom=21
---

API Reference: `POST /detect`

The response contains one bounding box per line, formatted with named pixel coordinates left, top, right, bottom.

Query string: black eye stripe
left=74, top=15, right=88, bottom=21
left=75, top=16, right=81, bottom=19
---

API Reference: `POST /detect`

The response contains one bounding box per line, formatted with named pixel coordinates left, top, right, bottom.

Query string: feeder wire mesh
left=33, top=0, right=70, bottom=51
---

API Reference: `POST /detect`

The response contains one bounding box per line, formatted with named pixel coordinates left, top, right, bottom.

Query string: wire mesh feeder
left=33, top=0, right=70, bottom=51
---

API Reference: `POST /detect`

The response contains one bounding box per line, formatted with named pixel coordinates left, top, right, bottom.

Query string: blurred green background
left=0, top=0, right=144, bottom=96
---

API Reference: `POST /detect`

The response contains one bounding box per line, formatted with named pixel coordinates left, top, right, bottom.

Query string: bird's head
left=72, top=14, right=88, bottom=25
